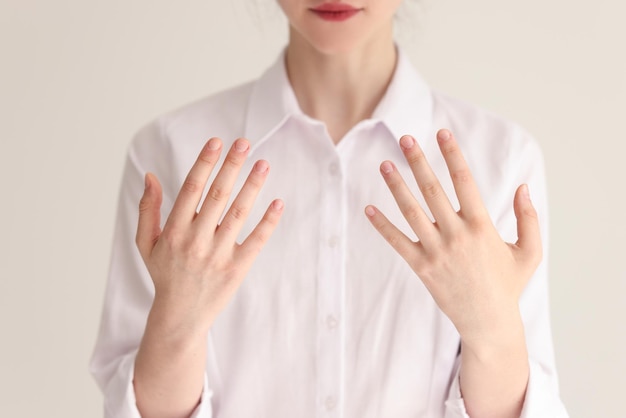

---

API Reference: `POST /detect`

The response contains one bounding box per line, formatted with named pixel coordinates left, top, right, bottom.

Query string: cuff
left=103, top=352, right=214, bottom=418
left=444, top=360, right=569, bottom=418
left=443, top=357, right=469, bottom=418
left=519, top=361, right=569, bottom=418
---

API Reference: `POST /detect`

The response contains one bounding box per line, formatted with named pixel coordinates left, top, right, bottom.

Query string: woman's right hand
left=135, top=137, right=284, bottom=335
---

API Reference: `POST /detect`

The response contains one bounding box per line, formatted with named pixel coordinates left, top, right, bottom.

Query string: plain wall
left=0, top=0, right=624, bottom=416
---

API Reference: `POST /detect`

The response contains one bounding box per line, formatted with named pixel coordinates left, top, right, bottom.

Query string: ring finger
left=379, top=160, right=438, bottom=246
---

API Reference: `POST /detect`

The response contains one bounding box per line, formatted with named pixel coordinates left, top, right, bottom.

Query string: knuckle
left=265, top=208, right=282, bottom=224
left=182, top=178, right=202, bottom=194
left=450, top=168, right=471, bottom=184
left=222, top=265, right=241, bottom=283
left=138, top=195, right=151, bottom=213
left=377, top=223, right=395, bottom=241
left=523, top=206, right=539, bottom=219
left=419, top=181, right=440, bottom=199
left=161, top=228, right=183, bottom=248
left=174, top=233, right=207, bottom=260
left=406, top=150, right=426, bottom=166
left=247, top=174, right=265, bottom=189
left=441, top=142, right=458, bottom=156
left=386, top=233, right=400, bottom=248
left=529, top=245, right=543, bottom=265
left=445, top=227, right=465, bottom=246
left=198, top=152, right=216, bottom=165
left=253, top=227, right=270, bottom=245
left=218, top=220, right=234, bottom=235
left=467, top=216, right=490, bottom=232
left=403, top=206, right=422, bottom=223
left=207, top=184, right=227, bottom=202
left=224, top=153, right=244, bottom=168
left=229, top=203, right=248, bottom=221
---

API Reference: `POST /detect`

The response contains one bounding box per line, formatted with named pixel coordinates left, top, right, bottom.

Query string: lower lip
left=311, top=9, right=361, bottom=22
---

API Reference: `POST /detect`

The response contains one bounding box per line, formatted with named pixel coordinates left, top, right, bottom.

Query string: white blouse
left=90, top=49, right=569, bottom=418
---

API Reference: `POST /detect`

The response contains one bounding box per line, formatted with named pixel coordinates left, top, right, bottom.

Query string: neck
left=285, top=28, right=397, bottom=144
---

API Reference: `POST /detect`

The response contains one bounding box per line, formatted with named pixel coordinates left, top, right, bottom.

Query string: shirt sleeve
left=89, top=121, right=214, bottom=417
left=444, top=131, right=569, bottom=417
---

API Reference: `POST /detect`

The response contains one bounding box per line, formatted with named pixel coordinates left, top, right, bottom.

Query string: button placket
left=316, top=155, right=345, bottom=417
left=326, top=315, right=338, bottom=330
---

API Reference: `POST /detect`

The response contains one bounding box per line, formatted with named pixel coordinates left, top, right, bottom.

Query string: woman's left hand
left=365, top=129, right=542, bottom=348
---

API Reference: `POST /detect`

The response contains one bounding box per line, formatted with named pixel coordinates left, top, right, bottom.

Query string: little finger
left=237, top=199, right=285, bottom=265
left=365, top=205, right=423, bottom=266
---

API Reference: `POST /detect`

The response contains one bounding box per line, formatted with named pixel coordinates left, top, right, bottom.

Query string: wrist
left=145, top=295, right=213, bottom=347
left=460, top=307, right=527, bottom=360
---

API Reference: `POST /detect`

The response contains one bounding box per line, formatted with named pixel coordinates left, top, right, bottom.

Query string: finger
left=215, top=159, right=270, bottom=244
left=136, top=173, right=163, bottom=260
left=513, top=184, right=542, bottom=265
left=436, top=129, right=488, bottom=221
left=364, top=205, right=423, bottom=265
left=197, top=138, right=250, bottom=227
left=238, top=199, right=284, bottom=263
left=379, top=160, right=438, bottom=246
left=168, top=138, right=222, bottom=226
left=399, top=135, right=457, bottom=228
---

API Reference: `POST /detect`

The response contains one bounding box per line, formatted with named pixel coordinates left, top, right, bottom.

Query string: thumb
left=513, top=184, right=542, bottom=265
left=135, top=172, right=163, bottom=260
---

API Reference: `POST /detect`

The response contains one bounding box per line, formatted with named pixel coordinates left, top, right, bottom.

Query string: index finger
left=436, top=129, right=488, bottom=221
left=167, top=137, right=222, bottom=227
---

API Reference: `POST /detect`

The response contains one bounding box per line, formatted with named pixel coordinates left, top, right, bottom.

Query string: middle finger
left=399, top=135, right=458, bottom=229
left=196, top=138, right=250, bottom=227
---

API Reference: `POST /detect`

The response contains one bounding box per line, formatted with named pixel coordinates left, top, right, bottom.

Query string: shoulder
left=430, top=90, right=544, bottom=171
left=129, top=81, right=255, bottom=158
left=123, top=81, right=256, bottom=197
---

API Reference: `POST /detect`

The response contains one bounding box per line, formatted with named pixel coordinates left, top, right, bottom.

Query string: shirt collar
left=244, top=47, right=433, bottom=146
left=371, top=48, right=434, bottom=143
left=244, top=50, right=302, bottom=147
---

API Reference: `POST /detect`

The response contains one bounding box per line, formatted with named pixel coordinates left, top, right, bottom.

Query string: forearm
left=459, top=312, right=529, bottom=418
left=134, top=299, right=210, bottom=418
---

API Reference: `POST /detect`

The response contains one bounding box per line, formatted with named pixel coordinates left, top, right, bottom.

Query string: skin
left=279, top=0, right=402, bottom=142
left=133, top=1, right=540, bottom=417
left=135, top=138, right=284, bottom=418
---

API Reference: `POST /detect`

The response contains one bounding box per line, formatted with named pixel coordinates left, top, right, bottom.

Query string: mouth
left=309, top=3, right=363, bottom=22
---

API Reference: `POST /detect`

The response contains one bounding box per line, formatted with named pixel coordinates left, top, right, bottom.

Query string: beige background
left=1, top=0, right=624, bottom=417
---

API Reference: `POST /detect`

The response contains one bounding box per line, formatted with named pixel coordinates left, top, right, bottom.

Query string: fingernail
left=208, top=138, right=220, bottom=150
left=144, top=174, right=151, bottom=191
left=380, top=161, right=393, bottom=174
left=522, top=184, right=531, bottom=200
left=439, top=130, right=451, bottom=141
left=365, top=206, right=376, bottom=217
left=254, top=160, right=269, bottom=173
left=400, top=135, right=415, bottom=150
left=235, top=139, right=249, bottom=153
left=272, top=199, right=284, bottom=211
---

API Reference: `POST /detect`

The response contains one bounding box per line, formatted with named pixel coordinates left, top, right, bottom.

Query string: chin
left=295, top=23, right=374, bottom=56
left=308, top=35, right=365, bottom=55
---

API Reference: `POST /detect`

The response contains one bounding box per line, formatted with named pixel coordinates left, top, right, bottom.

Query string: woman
left=90, top=1, right=569, bottom=417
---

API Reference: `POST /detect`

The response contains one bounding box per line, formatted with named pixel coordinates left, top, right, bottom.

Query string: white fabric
left=90, top=49, right=569, bottom=417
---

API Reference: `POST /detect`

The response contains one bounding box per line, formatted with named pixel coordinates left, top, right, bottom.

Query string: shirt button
left=328, top=235, right=339, bottom=248
left=328, top=162, right=340, bottom=177
left=326, top=315, right=338, bottom=330
left=325, top=396, right=337, bottom=411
